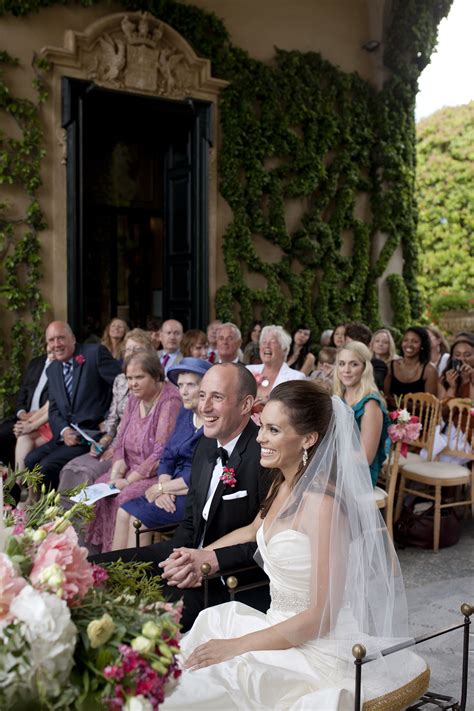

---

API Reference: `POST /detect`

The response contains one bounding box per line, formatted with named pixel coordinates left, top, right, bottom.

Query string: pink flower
left=0, top=553, right=26, bottom=621
left=75, top=354, right=86, bottom=365
left=92, top=563, right=109, bottom=587
left=12, top=522, right=25, bottom=535
left=220, top=466, right=237, bottom=487
left=30, top=526, right=93, bottom=602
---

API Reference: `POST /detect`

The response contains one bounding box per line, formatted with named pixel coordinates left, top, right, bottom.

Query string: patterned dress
left=85, top=382, right=181, bottom=552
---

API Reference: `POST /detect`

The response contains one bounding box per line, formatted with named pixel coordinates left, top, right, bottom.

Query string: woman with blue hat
left=111, top=357, right=213, bottom=549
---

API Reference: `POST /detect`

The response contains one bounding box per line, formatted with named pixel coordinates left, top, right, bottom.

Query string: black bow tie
left=215, top=446, right=229, bottom=467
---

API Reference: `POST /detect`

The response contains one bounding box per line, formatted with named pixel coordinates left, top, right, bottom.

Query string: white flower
left=38, top=563, right=65, bottom=594
left=124, top=695, right=154, bottom=711
left=131, top=635, right=155, bottom=655
left=8, top=586, right=77, bottom=699
left=398, top=408, right=411, bottom=424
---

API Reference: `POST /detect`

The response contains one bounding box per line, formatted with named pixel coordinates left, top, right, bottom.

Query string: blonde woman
left=102, top=318, right=129, bottom=360
left=369, top=328, right=398, bottom=365
left=334, top=341, right=389, bottom=485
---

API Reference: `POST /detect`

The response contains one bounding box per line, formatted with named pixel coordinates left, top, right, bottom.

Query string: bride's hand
left=184, top=638, right=244, bottom=670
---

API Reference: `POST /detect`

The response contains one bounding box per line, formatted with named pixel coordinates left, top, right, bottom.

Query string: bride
left=163, top=381, right=428, bottom=710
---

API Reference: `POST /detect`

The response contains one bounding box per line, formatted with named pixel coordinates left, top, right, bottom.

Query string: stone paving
left=397, top=517, right=474, bottom=705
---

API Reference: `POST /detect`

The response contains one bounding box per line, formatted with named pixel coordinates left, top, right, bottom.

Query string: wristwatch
left=158, top=482, right=164, bottom=494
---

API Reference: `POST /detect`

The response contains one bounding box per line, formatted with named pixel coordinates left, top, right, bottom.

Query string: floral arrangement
left=220, top=466, right=237, bottom=488
left=388, top=407, right=422, bottom=457
left=0, top=470, right=181, bottom=710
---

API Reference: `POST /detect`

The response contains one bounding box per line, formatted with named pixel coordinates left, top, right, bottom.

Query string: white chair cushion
left=401, top=461, right=470, bottom=479
left=396, top=452, right=422, bottom=467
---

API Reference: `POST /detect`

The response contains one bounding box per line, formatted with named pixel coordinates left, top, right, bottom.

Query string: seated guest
left=13, top=344, right=56, bottom=473
left=422, top=335, right=474, bottom=465
left=24, top=321, right=121, bottom=490
left=384, top=326, right=438, bottom=409
left=320, top=328, right=333, bottom=347
left=111, top=357, right=212, bottom=550
left=345, top=321, right=387, bottom=391
left=369, top=328, right=398, bottom=366
left=85, top=351, right=181, bottom=553
left=158, top=319, right=183, bottom=376
left=329, top=322, right=346, bottom=349
left=287, top=324, right=316, bottom=376
left=216, top=323, right=242, bottom=364
left=101, top=318, right=128, bottom=361
left=438, top=335, right=473, bottom=401
left=206, top=319, right=222, bottom=363
left=334, top=341, right=390, bottom=485
left=181, top=329, right=208, bottom=359
left=58, top=329, right=154, bottom=495
left=243, top=320, right=263, bottom=365
left=309, top=345, right=337, bottom=392
left=427, top=325, right=450, bottom=376
left=146, top=317, right=162, bottom=351
left=247, top=325, right=306, bottom=416
left=0, top=348, right=51, bottom=469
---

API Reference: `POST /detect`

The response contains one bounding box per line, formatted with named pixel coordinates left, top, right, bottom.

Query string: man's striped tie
left=63, top=361, right=73, bottom=400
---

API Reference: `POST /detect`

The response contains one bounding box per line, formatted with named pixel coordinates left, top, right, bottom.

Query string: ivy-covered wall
left=0, top=0, right=453, bottom=413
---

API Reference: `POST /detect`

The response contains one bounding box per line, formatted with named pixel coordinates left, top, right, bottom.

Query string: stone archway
left=39, top=11, right=227, bottom=326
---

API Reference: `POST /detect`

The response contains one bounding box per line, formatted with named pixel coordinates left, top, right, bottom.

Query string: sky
left=415, top=0, right=474, bottom=121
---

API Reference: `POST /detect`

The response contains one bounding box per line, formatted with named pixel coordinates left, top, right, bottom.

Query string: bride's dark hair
left=260, top=380, right=333, bottom=517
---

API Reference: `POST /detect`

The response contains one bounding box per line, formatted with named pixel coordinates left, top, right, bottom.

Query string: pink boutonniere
left=75, top=354, right=86, bottom=365
left=220, top=466, right=237, bottom=488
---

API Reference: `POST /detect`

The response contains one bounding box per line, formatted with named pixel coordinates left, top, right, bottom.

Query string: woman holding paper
left=84, top=350, right=181, bottom=553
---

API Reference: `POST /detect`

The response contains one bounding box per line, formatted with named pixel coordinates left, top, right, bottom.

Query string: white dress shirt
left=23, top=358, right=52, bottom=415
left=198, top=432, right=241, bottom=549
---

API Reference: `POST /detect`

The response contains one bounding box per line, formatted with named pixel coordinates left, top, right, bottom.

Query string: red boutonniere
left=220, top=466, right=237, bottom=488
left=75, top=354, right=86, bottom=365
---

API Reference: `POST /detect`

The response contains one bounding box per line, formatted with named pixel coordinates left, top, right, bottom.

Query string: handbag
left=394, top=503, right=461, bottom=549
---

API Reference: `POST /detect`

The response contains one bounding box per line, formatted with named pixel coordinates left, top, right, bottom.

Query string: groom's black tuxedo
left=25, top=343, right=121, bottom=489
left=93, top=418, right=272, bottom=629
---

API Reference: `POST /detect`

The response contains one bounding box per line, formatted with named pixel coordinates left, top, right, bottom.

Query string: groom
left=94, top=362, right=271, bottom=630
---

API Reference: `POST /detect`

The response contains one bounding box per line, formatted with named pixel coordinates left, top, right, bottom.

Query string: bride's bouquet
left=0, top=469, right=181, bottom=710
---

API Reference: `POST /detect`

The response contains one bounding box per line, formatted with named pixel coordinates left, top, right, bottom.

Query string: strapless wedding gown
left=163, top=527, right=427, bottom=710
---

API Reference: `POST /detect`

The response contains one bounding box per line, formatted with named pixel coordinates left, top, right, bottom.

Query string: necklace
left=142, top=392, right=159, bottom=416
left=261, top=377, right=270, bottom=388
left=401, top=359, right=422, bottom=376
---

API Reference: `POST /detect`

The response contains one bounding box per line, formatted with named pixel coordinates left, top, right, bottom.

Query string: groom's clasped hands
left=159, top=547, right=219, bottom=588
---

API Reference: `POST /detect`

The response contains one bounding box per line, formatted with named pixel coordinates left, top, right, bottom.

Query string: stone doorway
left=40, top=11, right=227, bottom=335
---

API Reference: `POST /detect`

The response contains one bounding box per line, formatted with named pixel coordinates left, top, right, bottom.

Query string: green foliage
left=0, top=50, right=49, bottom=414
left=430, top=291, right=473, bottom=318
left=387, top=274, right=412, bottom=340
left=416, top=102, right=474, bottom=314
left=0, top=0, right=452, bottom=412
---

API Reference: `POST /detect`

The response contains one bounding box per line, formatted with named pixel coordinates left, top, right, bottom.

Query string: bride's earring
left=302, top=448, right=308, bottom=466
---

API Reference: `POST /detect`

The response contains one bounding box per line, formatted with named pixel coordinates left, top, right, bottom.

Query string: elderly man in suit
left=157, top=319, right=183, bottom=377
left=216, top=322, right=242, bottom=364
left=0, top=351, right=51, bottom=468
left=24, top=321, right=121, bottom=490
left=94, top=362, right=270, bottom=630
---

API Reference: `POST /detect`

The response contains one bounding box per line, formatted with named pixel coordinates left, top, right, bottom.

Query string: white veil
left=255, top=393, right=409, bottom=656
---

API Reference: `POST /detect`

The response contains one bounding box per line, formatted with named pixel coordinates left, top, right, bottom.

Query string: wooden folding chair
left=374, top=440, right=402, bottom=539
left=394, top=398, right=473, bottom=551
left=400, top=392, right=441, bottom=465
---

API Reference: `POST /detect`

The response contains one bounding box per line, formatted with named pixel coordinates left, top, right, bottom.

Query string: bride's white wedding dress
left=163, top=527, right=428, bottom=710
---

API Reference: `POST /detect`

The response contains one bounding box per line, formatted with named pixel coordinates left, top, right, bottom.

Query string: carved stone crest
left=83, top=12, right=193, bottom=98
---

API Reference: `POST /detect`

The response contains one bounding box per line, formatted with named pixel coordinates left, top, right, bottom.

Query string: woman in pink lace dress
left=85, top=351, right=181, bottom=552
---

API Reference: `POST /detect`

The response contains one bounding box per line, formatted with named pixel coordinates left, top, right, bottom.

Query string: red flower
left=75, top=354, right=86, bottom=365
left=220, top=466, right=237, bottom=487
